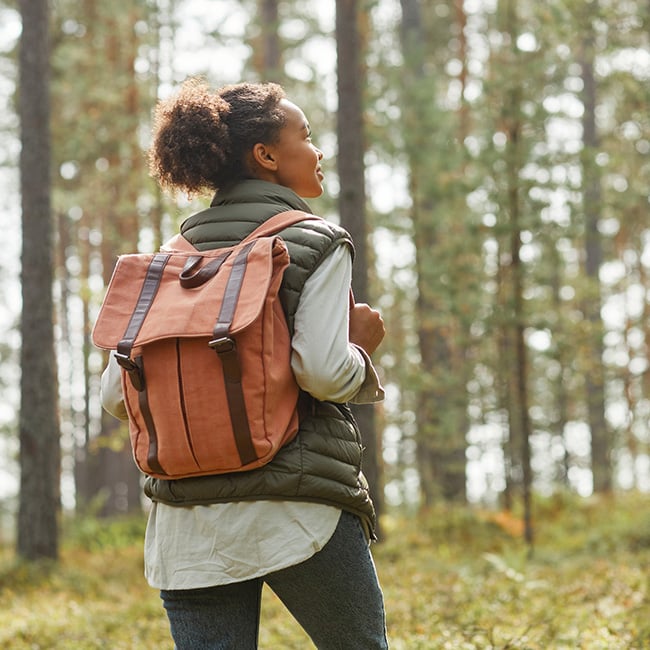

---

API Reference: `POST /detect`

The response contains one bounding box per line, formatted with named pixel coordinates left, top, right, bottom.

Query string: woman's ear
left=251, top=143, right=278, bottom=171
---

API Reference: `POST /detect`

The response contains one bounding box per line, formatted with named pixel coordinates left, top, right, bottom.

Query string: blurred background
left=1, top=0, right=649, bottom=550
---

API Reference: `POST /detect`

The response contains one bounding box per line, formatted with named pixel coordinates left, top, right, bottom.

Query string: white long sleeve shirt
left=101, top=243, right=383, bottom=590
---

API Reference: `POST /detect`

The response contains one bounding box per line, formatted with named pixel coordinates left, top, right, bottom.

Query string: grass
left=1, top=492, right=649, bottom=649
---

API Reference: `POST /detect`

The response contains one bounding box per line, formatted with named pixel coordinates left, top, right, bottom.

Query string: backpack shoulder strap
left=160, top=233, right=197, bottom=253
left=161, top=210, right=321, bottom=251
left=242, top=210, right=322, bottom=243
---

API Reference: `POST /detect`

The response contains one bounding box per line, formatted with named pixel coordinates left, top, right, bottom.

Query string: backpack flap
left=91, top=236, right=289, bottom=351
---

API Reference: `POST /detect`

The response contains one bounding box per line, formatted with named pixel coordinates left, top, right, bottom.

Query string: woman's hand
left=349, top=302, right=385, bottom=355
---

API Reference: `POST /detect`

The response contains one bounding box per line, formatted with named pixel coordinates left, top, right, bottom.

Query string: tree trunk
left=70, top=3, right=146, bottom=514
left=335, top=0, right=384, bottom=523
left=507, top=150, right=534, bottom=548
left=399, top=0, right=469, bottom=506
left=17, top=0, right=61, bottom=560
left=579, top=13, right=610, bottom=493
left=255, top=0, right=282, bottom=81
left=547, top=243, right=571, bottom=487
left=503, top=0, right=533, bottom=549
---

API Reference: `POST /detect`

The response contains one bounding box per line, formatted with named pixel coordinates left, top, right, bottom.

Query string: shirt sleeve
left=290, top=244, right=384, bottom=404
left=100, top=353, right=129, bottom=421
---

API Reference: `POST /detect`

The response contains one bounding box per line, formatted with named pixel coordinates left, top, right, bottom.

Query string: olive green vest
left=143, top=180, right=376, bottom=537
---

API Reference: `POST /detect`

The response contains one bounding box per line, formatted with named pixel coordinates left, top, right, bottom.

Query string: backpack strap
left=115, top=253, right=171, bottom=388
left=160, top=233, right=196, bottom=252
left=114, top=253, right=171, bottom=477
left=161, top=211, right=320, bottom=290
left=178, top=252, right=231, bottom=289
left=241, top=210, right=322, bottom=242
left=207, top=210, right=320, bottom=466
left=208, top=239, right=257, bottom=465
left=161, top=210, right=321, bottom=251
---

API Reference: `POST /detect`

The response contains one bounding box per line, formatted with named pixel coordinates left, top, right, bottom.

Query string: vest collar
left=210, top=180, right=312, bottom=214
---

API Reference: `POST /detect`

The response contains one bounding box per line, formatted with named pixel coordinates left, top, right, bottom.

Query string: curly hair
left=148, top=78, right=287, bottom=195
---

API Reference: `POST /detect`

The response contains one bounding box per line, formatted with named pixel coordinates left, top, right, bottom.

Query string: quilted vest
left=143, top=180, right=376, bottom=537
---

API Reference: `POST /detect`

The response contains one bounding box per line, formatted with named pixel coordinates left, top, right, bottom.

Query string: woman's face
left=263, top=99, right=324, bottom=198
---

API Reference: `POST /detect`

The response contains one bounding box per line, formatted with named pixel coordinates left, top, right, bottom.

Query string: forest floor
left=1, top=492, right=649, bottom=649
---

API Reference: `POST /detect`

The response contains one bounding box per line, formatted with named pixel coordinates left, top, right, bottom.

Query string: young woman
left=101, top=78, right=388, bottom=649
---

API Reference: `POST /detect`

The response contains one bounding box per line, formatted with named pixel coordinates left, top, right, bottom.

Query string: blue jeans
left=160, top=511, right=388, bottom=649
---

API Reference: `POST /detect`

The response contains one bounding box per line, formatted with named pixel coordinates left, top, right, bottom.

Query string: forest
left=1, top=0, right=650, bottom=647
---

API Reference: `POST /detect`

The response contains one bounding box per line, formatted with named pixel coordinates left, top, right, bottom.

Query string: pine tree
left=335, top=0, right=384, bottom=521
left=17, top=0, right=60, bottom=560
left=50, top=0, right=159, bottom=514
left=397, top=0, right=479, bottom=505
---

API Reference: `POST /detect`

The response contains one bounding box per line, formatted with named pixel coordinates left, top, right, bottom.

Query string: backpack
left=92, top=210, right=317, bottom=479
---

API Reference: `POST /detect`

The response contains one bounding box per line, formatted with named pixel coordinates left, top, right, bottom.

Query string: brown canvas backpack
left=92, top=210, right=317, bottom=479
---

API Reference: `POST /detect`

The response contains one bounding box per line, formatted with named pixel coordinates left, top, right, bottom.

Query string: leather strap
left=179, top=251, right=230, bottom=288
left=240, top=210, right=320, bottom=243
left=115, top=253, right=170, bottom=387
left=209, top=241, right=257, bottom=466
left=136, top=356, right=166, bottom=476
left=212, top=242, right=253, bottom=341
left=205, top=212, right=322, bottom=466
left=115, top=253, right=169, bottom=475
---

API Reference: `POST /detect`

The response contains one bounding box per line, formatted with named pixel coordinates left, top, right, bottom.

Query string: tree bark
left=256, top=0, right=282, bottom=81
left=399, top=0, right=469, bottom=505
left=17, top=0, right=61, bottom=560
left=335, top=0, right=384, bottom=523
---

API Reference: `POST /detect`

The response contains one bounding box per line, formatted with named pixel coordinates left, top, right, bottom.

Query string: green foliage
left=378, top=493, right=650, bottom=649
left=0, top=542, right=165, bottom=649
left=1, top=495, right=650, bottom=648
left=61, top=513, right=147, bottom=552
left=533, top=491, right=650, bottom=556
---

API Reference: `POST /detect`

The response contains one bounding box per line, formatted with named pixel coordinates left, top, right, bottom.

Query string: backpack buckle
left=209, top=337, right=241, bottom=382
left=208, top=336, right=236, bottom=354
left=114, top=352, right=137, bottom=372
left=114, top=352, right=145, bottom=391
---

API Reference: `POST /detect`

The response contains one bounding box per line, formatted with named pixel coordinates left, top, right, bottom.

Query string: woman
left=101, top=78, right=388, bottom=649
